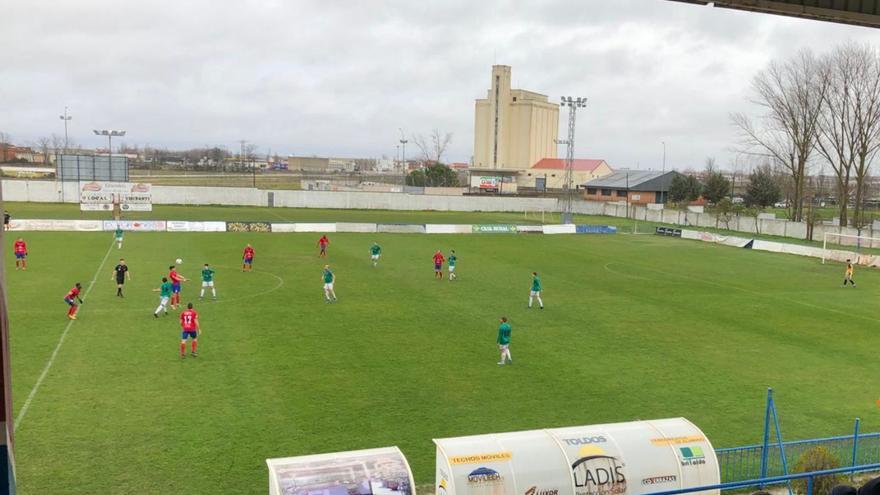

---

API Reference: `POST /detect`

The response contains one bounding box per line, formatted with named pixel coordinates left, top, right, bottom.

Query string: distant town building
left=473, top=65, right=559, bottom=171
left=288, top=156, right=331, bottom=172
left=519, top=158, right=613, bottom=190
left=582, top=170, right=681, bottom=204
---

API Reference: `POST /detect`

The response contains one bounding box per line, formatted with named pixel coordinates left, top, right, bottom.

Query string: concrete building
left=582, top=170, right=681, bottom=204
left=288, top=156, right=331, bottom=172
left=473, top=65, right=559, bottom=171
left=519, top=158, right=613, bottom=190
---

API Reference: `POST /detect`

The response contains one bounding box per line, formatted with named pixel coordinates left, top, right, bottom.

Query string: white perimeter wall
left=4, top=179, right=879, bottom=244
left=1, top=180, right=558, bottom=213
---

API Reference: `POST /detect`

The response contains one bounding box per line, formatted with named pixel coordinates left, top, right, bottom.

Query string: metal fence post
left=761, top=388, right=773, bottom=482
left=806, top=475, right=814, bottom=495
left=852, top=417, right=861, bottom=481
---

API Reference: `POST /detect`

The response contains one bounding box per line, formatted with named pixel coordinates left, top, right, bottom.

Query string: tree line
left=733, top=43, right=880, bottom=227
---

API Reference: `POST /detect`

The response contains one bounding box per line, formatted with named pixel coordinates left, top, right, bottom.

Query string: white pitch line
left=14, top=240, right=116, bottom=431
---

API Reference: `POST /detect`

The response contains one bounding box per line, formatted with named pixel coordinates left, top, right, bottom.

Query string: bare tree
left=413, top=129, right=452, bottom=165
left=35, top=137, right=51, bottom=165
left=815, top=45, right=858, bottom=226
left=732, top=49, right=830, bottom=222
left=848, top=45, right=880, bottom=229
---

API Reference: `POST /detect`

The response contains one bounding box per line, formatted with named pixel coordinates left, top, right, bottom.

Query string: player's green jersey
left=448, top=254, right=457, bottom=267
left=160, top=282, right=173, bottom=297
left=323, top=270, right=334, bottom=283
left=201, top=268, right=215, bottom=282
left=497, top=322, right=512, bottom=345
left=531, top=276, right=541, bottom=291
left=115, top=227, right=123, bottom=238
left=370, top=245, right=381, bottom=255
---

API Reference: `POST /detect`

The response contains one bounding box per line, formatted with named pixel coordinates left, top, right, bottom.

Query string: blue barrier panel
left=576, top=225, right=617, bottom=234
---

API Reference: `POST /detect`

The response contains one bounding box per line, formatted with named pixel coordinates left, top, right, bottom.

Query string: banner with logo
left=471, top=176, right=501, bottom=191
left=435, top=418, right=719, bottom=495
left=165, top=221, right=227, bottom=232
left=79, top=181, right=152, bottom=212
left=655, top=226, right=682, bottom=237
left=266, top=446, right=415, bottom=495
left=12, top=219, right=103, bottom=231
left=472, top=224, right=517, bottom=233
left=576, top=225, right=617, bottom=234
left=226, top=222, right=271, bottom=232
left=102, top=220, right=166, bottom=232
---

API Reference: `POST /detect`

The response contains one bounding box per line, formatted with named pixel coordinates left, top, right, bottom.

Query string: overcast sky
left=4, top=0, right=880, bottom=170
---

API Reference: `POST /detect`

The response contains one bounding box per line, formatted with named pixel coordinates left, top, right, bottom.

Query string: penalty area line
left=14, top=239, right=116, bottom=431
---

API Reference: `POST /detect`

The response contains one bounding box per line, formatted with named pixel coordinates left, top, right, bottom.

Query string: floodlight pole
left=559, top=96, right=587, bottom=224
left=93, top=129, right=127, bottom=171
left=59, top=107, right=72, bottom=154
left=399, top=128, right=408, bottom=188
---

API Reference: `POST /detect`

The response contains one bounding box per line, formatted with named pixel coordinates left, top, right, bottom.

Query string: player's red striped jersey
left=318, top=236, right=329, bottom=246
left=243, top=247, right=254, bottom=259
left=169, top=269, right=182, bottom=283
left=65, top=287, right=80, bottom=299
left=13, top=240, right=26, bottom=254
left=433, top=253, right=445, bottom=264
left=180, top=309, right=198, bottom=331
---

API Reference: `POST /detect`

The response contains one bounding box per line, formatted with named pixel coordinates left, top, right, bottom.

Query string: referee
left=112, top=258, right=131, bottom=297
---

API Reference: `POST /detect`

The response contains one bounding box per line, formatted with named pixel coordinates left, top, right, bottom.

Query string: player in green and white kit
left=322, top=265, right=337, bottom=303
left=152, top=277, right=173, bottom=317
left=115, top=225, right=124, bottom=249
left=370, top=243, right=382, bottom=267
left=497, top=316, right=512, bottom=365
left=528, top=272, right=544, bottom=309
left=199, top=263, right=216, bottom=299
left=447, top=250, right=457, bottom=281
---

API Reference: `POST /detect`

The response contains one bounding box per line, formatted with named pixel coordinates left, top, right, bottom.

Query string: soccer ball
left=175, top=258, right=183, bottom=265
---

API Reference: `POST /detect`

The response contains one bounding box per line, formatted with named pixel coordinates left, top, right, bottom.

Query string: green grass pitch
left=6, top=213, right=880, bottom=493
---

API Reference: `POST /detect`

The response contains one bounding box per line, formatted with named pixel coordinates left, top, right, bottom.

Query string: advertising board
left=226, top=222, right=271, bottom=232
left=165, top=221, right=227, bottom=232
left=80, top=181, right=152, bottom=212
left=472, top=224, right=517, bottom=233
left=102, top=220, right=166, bottom=232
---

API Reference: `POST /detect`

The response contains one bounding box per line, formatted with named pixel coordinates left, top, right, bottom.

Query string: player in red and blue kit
left=433, top=250, right=446, bottom=280
left=179, top=302, right=200, bottom=358
left=242, top=244, right=255, bottom=272
left=64, top=283, right=83, bottom=320
left=13, top=237, right=27, bottom=270
left=168, top=265, right=187, bottom=310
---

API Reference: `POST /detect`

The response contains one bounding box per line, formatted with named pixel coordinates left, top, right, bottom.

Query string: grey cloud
left=3, top=0, right=880, bottom=168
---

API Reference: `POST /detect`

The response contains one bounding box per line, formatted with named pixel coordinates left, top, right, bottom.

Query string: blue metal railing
left=716, top=431, right=880, bottom=483
left=644, top=463, right=880, bottom=495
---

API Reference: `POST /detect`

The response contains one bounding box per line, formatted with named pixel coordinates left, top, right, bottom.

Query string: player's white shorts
left=202, top=281, right=214, bottom=287
left=530, top=290, right=540, bottom=297
left=159, top=296, right=170, bottom=306
left=448, top=265, right=456, bottom=272
left=498, top=344, right=509, bottom=351
left=323, top=282, right=334, bottom=291
left=371, top=255, right=379, bottom=261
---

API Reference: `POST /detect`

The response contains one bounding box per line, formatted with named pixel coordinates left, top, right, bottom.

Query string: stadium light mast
left=399, top=128, right=408, bottom=186
left=59, top=107, right=72, bottom=153
left=93, top=129, right=126, bottom=165
left=558, top=96, right=587, bottom=224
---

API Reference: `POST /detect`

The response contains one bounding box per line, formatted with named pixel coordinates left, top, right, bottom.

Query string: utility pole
left=557, top=96, right=587, bottom=224
left=59, top=107, right=72, bottom=154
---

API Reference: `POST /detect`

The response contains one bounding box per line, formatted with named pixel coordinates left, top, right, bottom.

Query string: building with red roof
left=518, top=158, right=613, bottom=190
